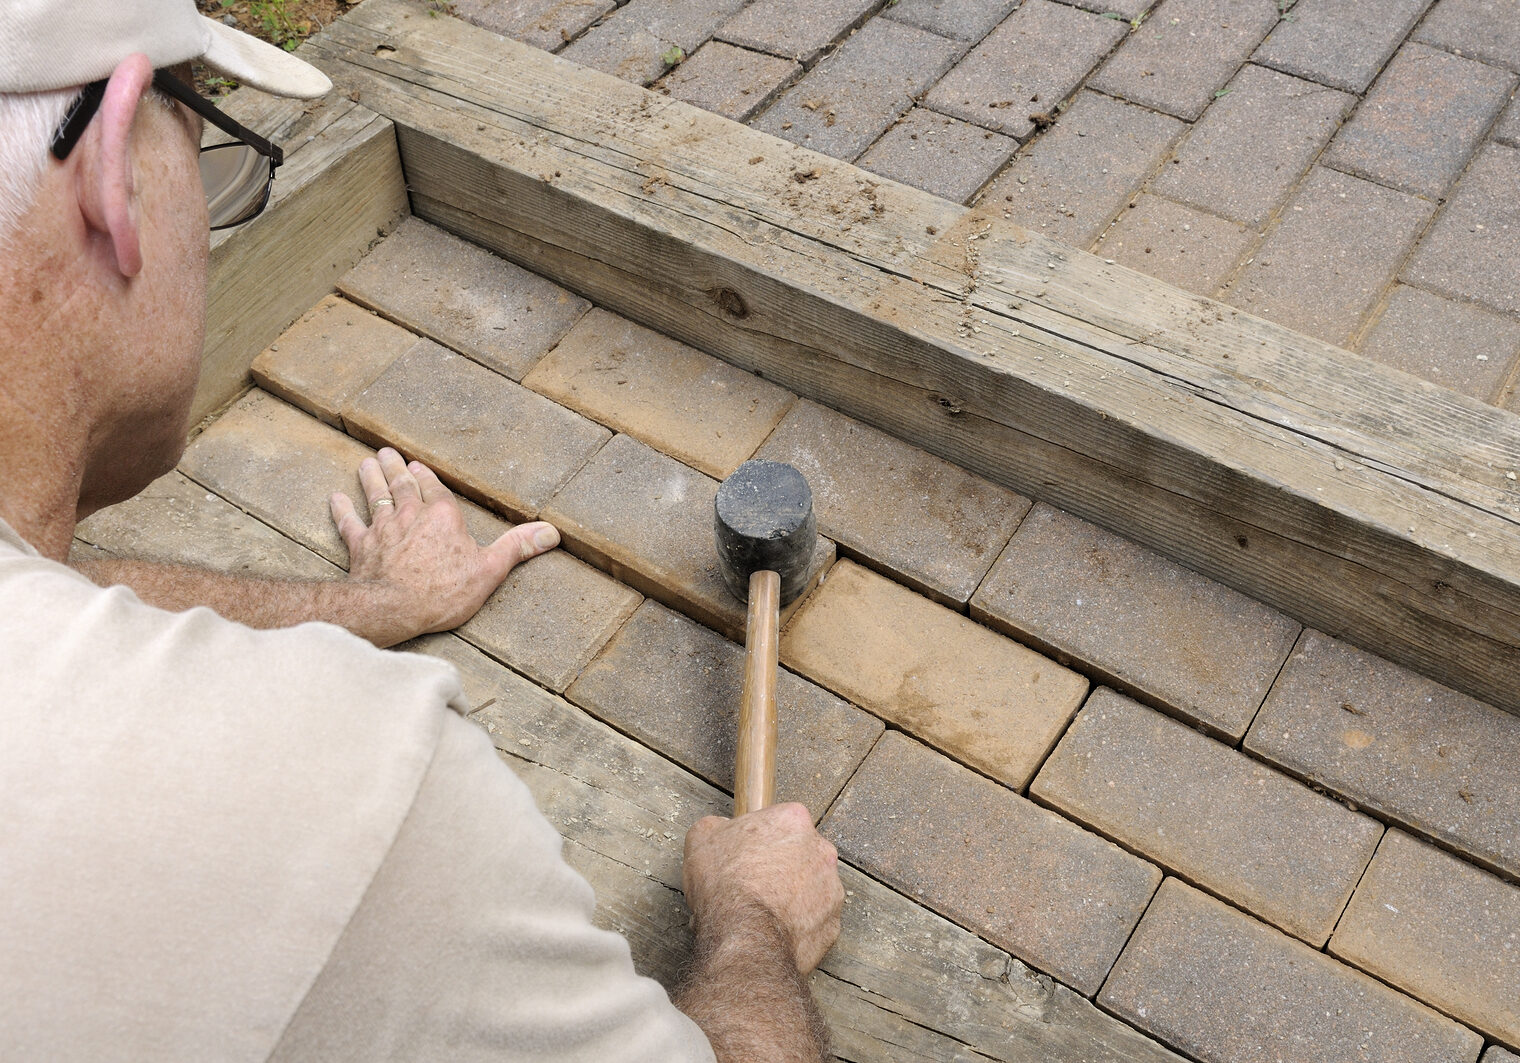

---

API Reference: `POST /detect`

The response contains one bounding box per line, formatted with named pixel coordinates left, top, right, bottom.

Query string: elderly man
left=0, top=3, right=842, bottom=1060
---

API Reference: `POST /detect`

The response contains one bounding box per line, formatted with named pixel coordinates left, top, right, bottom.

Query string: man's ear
left=76, top=54, right=154, bottom=279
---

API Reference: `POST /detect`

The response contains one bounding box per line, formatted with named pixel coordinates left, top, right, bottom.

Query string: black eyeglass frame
left=50, top=69, right=284, bottom=229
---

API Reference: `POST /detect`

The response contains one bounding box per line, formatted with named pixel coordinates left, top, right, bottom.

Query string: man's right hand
left=681, top=803, right=844, bottom=974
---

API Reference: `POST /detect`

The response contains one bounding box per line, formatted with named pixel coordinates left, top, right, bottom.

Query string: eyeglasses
left=51, top=69, right=284, bottom=230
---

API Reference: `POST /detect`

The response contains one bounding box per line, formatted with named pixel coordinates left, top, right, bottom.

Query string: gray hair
left=0, top=87, right=78, bottom=246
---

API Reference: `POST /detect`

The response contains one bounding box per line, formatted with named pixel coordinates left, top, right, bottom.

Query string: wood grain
left=734, top=569, right=779, bottom=816
left=304, top=0, right=1520, bottom=713
left=199, top=91, right=408, bottom=426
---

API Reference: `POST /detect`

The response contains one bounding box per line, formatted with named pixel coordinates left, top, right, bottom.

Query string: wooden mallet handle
left=733, top=568, right=780, bottom=816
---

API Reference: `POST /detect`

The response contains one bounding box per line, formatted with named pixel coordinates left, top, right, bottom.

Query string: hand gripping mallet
left=713, top=460, right=818, bottom=816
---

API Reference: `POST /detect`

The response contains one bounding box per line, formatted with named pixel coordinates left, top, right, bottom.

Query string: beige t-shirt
left=0, top=520, right=713, bottom=1062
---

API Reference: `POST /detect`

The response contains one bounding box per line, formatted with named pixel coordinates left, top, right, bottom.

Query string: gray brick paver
left=716, top=0, right=878, bottom=63
left=1402, top=142, right=1520, bottom=316
left=1031, top=688, right=1382, bottom=946
left=1152, top=63, right=1355, bottom=228
left=823, top=730, right=1162, bottom=996
left=1498, top=95, right=1520, bottom=146
left=1356, top=284, right=1520, bottom=402
left=1244, top=630, right=1520, bottom=882
left=1093, top=193, right=1254, bottom=296
left=560, top=0, right=751, bottom=85
left=1089, top=0, right=1284, bottom=121
left=337, top=217, right=591, bottom=383
left=656, top=41, right=801, bottom=122
left=1099, top=879, right=1486, bottom=1063
left=751, top=18, right=964, bottom=160
left=1324, top=42, right=1516, bottom=199
left=1414, top=0, right=1520, bottom=73
left=970, top=503, right=1300, bottom=739
left=566, top=599, right=882, bottom=815
left=880, top=0, right=1022, bottom=42
left=857, top=107, right=1018, bottom=203
left=1252, top=0, right=1432, bottom=93
left=1330, top=830, right=1520, bottom=1047
left=924, top=0, right=1128, bottom=139
left=977, top=90, right=1184, bottom=248
left=754, top=399, right=1031, bottom=607
left=1485, top=1049, right=1520, bottom=1063
left=1228, top=166, right=1434, bottom=346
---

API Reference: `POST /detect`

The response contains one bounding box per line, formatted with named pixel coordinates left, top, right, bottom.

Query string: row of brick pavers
left=442, top=0, right=1520, bottom=409
left=84, top=216, right=1520, bottom=1059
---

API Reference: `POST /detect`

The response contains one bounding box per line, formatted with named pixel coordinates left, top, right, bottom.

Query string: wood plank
left=197, top=91, right=409, bottom=426
left=304, top=1, right=1520, bottom=714
left=425, top=632, right=1187, bottom=1063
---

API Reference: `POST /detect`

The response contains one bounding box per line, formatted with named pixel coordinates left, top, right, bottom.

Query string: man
left=0, top=3, right=843, bottom=1059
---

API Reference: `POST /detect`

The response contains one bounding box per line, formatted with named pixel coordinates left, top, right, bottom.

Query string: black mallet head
left=714, top=459, right=817, bottom=606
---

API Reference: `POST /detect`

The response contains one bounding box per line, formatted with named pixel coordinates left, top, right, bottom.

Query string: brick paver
left=74, top=471, right=341, bottom=582
left=880, top=0, right=1021, bottom=43
left=1413, top=0, right=1520, bottom=74
left=781, top=559, right=1088, bottom=789
left=560, top=0, right=750, bottom=85
left=655, top=40, right=800, bottom=122
left=1089, top=0, right=1283, bottom=122
left=249, top=295, right=417, bottom=429
left=566, top=599, right=882, bottom=814
left=1152, top=63, right=1354, bottom=228
left=924, top=0, right=1127, bottom=140
left=1323, top=42, right=1516, bottom=199
left=716, top=0, right=877, bottom=64
left=1487, top=1049, right=1520, bottom=1063
left=752, top=18, right=963, bottom=160
left=1252, top=0, right=1432, bottom=93
left=451, top=0, right=614, bottom=52
left=970, top=503, right=1299, bottom=739
left=1244, top=629, right=1520, bottom=882
left=1093, top=193, right=1254, bottom=296
left=1356, top=284, right=1520, bottom=402
left=1228, top=166, right=1434, bottom=345
left=1330, top=830, right=1520, bottom=1046
left=539, top=432, right=835, bottom=642
left=977, top=90, right=1184, bottom=248
left=344, top=339, right=610, bottom=522
left=1403, top=143, right=1520, bottom=317
left=1031, top=688, right=1382, bottom=946
left=822, top=731, right=1162, bottom=996
left=754, top=399, right=1031, bottom=607
left=856, top=107, right=1018, bottom=204
left=458, top=550, right=643, bottom=693
left=521, top=307, right=795, bottom=479
left=178, top=390, right=510, bottom=566
left=1099, top=879, right=1485, bottom=1063
left=1498, top=95, right=1520, bottom=146
left=337, top=217, right=591, bottom=382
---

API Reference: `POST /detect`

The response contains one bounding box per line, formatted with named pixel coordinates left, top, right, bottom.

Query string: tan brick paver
left=781, top=559, right=1087, bottom=789
left=656, top=41, right=799, bottom=122
left=1094, top=193, right=1254, bottom=296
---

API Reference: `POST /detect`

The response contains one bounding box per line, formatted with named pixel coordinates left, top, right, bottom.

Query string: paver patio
left=79, top=1, right=1520, bottom=1058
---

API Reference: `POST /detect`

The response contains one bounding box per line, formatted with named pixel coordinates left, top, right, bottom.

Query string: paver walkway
left=450, top=0, right=1520, bottom=408
left=79, top=215, right=1520, bottom=1060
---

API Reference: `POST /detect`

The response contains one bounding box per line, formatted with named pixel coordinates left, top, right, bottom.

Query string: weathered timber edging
left=303, top=0, right=1520, bottom=713
left=198, top=92, right=407, bottom=425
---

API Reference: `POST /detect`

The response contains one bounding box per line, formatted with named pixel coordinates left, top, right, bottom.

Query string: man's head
left=0, top=0, right=330, bottom=555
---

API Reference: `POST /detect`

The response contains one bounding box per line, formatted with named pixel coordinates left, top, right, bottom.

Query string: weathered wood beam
left=198, top=91, right=408, bottom=426
left=306, top=0, right=1520, bottom=713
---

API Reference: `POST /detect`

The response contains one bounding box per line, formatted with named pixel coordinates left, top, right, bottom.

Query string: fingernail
left=533, top=525, right=560, bottom=550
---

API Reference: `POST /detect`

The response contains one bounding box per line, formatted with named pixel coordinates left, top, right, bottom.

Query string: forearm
left=71, top=558, right=414, bottom=646
left=673, top=900, right=831, bottom=1063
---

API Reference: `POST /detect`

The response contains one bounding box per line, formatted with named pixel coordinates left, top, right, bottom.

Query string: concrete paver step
left=823, top=730, right=1163, bottom=997
left=1099, top=878, right=1485, bottom=1063
left=1251, top=0, right=1430, bottom=94
left=1031, top=687, right=1383, bottom=946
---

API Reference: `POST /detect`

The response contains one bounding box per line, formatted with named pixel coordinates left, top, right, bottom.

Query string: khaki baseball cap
left=0, top=0, right=332, bottom=97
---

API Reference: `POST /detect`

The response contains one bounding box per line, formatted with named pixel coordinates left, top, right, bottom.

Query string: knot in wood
left=712, top=287, right=748, bottom=319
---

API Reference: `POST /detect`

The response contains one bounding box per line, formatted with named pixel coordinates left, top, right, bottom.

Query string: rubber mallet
left=713, top=460, right=818, bottom=816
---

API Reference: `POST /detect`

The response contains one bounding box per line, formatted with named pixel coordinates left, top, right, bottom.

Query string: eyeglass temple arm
left=152, top=70, right=284, bottom=167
